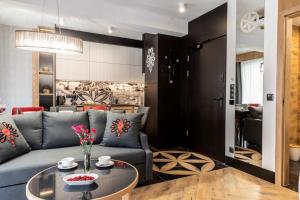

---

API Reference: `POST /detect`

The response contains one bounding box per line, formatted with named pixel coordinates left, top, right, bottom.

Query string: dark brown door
left=189, top=36, right=226, bottom=162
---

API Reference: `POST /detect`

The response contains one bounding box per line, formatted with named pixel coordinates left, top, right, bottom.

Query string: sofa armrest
left=140, top=132, right=153, bottom=182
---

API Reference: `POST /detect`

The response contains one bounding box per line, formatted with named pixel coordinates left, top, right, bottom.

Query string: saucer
left=96, top=161, right=114, bottom=168
left=58, top=162, right=78, bottom=170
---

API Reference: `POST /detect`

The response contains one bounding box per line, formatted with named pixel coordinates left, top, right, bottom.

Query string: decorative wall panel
left=56, top=80, right=144, bottom=106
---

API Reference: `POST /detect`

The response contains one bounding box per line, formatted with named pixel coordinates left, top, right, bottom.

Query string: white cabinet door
left=56, top=41, right=144, bottom=83
left=90, top=62, right=116, bottom=81
left=56, top=59, right=90, bottom=80
left=99, top=44, right=113, bottom=63
left=90, top=42, right=101, bottom=62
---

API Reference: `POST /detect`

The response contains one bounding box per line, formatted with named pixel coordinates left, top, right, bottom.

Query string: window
left=241, top=58, right=264, bottom=105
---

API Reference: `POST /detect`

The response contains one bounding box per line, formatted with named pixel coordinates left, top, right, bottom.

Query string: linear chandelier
left=15, top=30, right=83, bottom=54
left=15, top=0, right=83, bottom=55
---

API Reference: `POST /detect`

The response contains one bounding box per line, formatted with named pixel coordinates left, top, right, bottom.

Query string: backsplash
left=56, top=80, right=144, bottom=106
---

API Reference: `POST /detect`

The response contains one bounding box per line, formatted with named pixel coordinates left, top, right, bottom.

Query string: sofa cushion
left=13, top=112, right=43, bottom=150
left=137, top=106, right=150, bottom=130
left=42, top=111, right=89, bottom=149
left=88, top=110, right=107, bottom=144
left=0, top=145, right=145, bottom=187
left=0, top=114, right=31, bottom=164
left=101, top=112, right=143, bottom=148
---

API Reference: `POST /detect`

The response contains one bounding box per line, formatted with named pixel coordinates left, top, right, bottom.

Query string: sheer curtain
left=241, top=58, right=264, bottom=105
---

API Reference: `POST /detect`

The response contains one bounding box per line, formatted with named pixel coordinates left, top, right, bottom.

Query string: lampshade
left=15, top=30, right=83, bottom=54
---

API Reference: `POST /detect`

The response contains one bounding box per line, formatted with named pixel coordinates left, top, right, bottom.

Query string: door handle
left=213, top=97, right=224, bottom=101
left=213, top=97, right=224, bottom=108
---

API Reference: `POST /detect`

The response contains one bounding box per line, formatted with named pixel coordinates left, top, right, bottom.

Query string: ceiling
left=236, top=0, right=265, bottom=54
left=0, top=0, right=226, bottom=40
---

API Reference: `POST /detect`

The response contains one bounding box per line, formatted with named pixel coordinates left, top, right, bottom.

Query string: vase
left=82, top=192, right=92, bottom=200
left=84, top=152, right=91, bottom=173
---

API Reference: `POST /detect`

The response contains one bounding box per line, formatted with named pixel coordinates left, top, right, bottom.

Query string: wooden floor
left=129, top=167, right=298, bottom=200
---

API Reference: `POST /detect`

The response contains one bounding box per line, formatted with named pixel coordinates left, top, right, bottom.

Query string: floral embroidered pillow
left=0, top=114, right=31, bottom=164
left=101, top=112, right=143, bottom=148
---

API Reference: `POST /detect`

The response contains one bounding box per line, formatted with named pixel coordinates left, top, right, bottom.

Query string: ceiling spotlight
left=178, top=3, right=186, bottom=13
left=108, top=26, right=113, bottom=34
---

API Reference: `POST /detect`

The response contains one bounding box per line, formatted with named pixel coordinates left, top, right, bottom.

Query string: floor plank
left=130, top=167, right=298, bottom=200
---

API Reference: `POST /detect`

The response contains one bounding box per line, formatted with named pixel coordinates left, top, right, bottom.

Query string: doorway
left=277, top=6, right=300, bottom=189
left=188, top=36, right=227, bottom=162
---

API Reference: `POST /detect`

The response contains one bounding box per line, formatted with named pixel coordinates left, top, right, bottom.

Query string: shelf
left=39, top=93, right=54, bottom=96
left=39, top=71, right=54, bottom=75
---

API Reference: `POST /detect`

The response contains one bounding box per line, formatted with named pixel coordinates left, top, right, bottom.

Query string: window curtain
left=235, top=62, right=242, bottom=104
left=241, top=58, right=264, bottom=105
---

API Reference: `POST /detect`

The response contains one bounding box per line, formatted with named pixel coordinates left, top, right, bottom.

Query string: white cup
left=98, top=156, right=111, bottom=165
left=58, top=157, right=75, bottom=168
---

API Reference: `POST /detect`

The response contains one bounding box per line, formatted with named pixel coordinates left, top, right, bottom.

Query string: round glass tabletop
left=26, top=160, right=138, bottom=200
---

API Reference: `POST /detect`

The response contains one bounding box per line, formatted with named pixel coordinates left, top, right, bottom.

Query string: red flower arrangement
left=71, top=125, right=96, bottom=154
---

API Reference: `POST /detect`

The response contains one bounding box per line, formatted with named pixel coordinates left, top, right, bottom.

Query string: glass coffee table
left=26, top=160, right=138, bottom=200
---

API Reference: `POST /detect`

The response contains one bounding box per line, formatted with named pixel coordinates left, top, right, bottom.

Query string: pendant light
left=15, top=0, right=83, bottom=54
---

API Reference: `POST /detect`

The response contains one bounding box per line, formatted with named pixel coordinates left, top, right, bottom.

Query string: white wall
left=225, top=0, right=236, bottom=157
left=56, top=41, right=144, bottom=83
left=261, top=0, right=278, bottom=171
left=0, top=24, right=32, bottom=112
left=225, top=0, right=278, bottom=172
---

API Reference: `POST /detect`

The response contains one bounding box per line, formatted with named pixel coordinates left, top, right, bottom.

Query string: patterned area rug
left=151, top=150, right=225, bottom=182
left=234, top=146, right=262, bottom=167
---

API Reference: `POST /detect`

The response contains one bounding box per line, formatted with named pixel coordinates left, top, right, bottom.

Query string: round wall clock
left=240, top=12, right=259, bottom=33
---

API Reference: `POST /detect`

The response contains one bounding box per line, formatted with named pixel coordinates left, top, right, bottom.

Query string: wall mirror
left=234, top=0, right=265, bottom=168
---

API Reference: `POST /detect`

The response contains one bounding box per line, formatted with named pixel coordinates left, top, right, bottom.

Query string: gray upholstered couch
left=0, top=110, right=152, bottom=200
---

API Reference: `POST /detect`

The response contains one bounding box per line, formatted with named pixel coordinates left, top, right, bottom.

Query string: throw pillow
left=88, top=110, right=107, bottom=144
left=43, top=111, right=89, bottom=149
left=101, top=112, right=143, bottom=148
left=13, top=112, right=43, bottom=150
left=0, top=114, right=31, bottom=164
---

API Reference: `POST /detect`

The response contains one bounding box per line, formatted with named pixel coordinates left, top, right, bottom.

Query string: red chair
left=83, top=105, right=108, bottom=111
left=12, top=107, right=44, bottom=115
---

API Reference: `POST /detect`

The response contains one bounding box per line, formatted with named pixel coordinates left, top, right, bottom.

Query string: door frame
left=276, top=5, right=300, bottom=186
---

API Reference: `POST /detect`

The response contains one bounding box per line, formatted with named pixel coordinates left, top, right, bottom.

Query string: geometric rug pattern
left=153, top=150, right=216, bottom=176
left=234, top=146, right=262, bottom=167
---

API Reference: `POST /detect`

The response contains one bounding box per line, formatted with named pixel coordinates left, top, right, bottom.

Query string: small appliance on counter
left=57, top=95, right=66, bottom=106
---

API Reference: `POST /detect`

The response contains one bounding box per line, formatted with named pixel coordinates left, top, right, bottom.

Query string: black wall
left=188, top=4, right=227, bottom=43
left=144, top=34, right=181, bottom=147
left=179, top=4, right=228, bottom=152
left=143, top=4, right=228, bottom=156
left=57, top=28, right=143, bottom=48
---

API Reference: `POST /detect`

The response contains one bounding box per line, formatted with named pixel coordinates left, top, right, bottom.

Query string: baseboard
left=225, top=156, right=275, bottom=183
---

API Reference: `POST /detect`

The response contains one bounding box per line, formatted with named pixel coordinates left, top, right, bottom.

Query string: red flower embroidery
left=0, top=122, right=19, bottom=147
left=111, top=119, right=131, bottom=137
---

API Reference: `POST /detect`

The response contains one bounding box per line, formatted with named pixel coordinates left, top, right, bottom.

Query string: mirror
left=234, top=0, right=264, bottom=167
